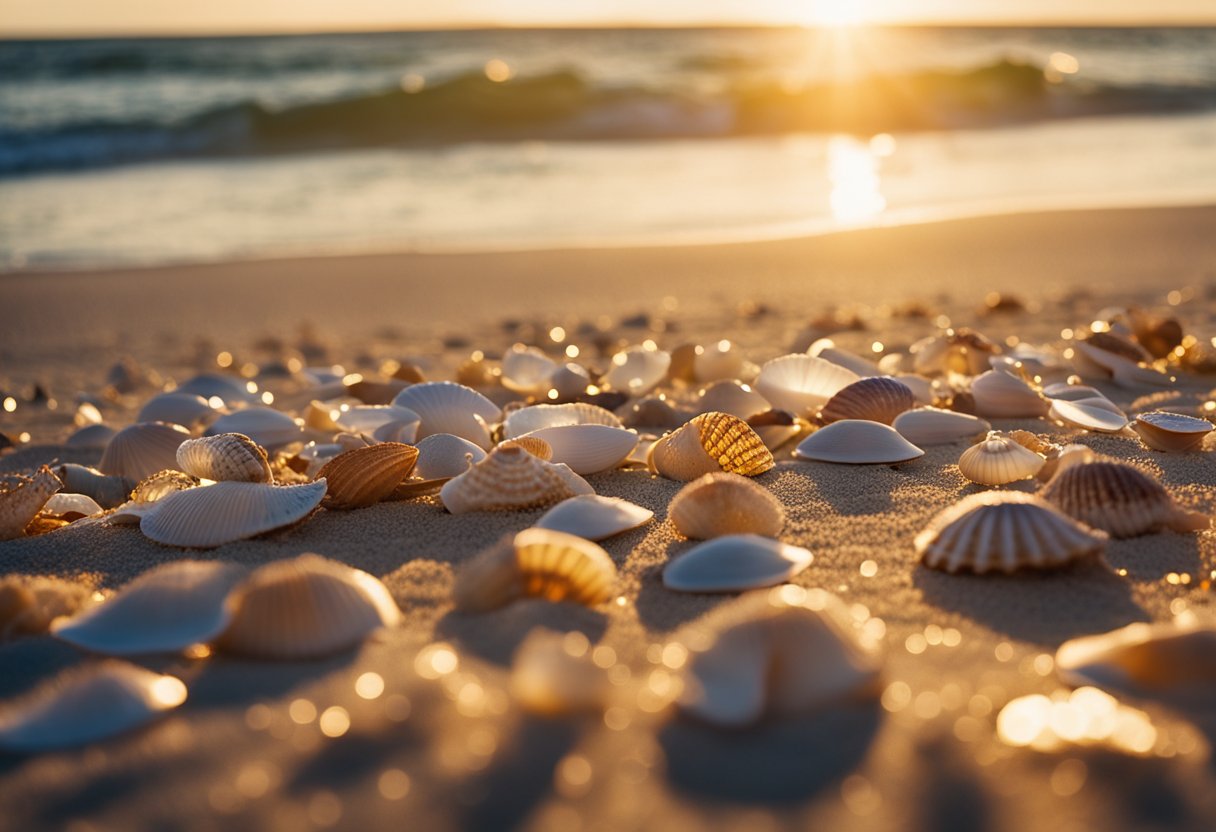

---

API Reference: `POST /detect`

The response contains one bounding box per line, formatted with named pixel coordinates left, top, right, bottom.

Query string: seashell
left=746, top=409, right=805, bottom=451
left=911, top=328, right=1000, bottom=376
left=647, top=411, right=774, bottom=481
left=696, top=380, right=768, bottom=420
left=1073, top=340, right=1174, bottom=389
left=0, top=466, right=62, bottom=541
left=440, top=444, right=593, bottom=514
left=333, top=404, right=420, bottom=439
left=315, top=442, right=419, bottom=510
left=1006, top=430, right=1063, bottom=481
left=371, top=417, right=420, bottom=445
left=915, top=491, right=1107, bottom=574
left=693, top=340, right=747, bottom=382
left=549, top=362, right=591, bottom=400
left=344, top=377, right=409, bottom=406
left=502, top=402, right=623, bottom=439
left=1048, top=397, right=1128, bottom=433
left=1129, top=310, right=1184, bottom=359
left=664, top=534, right=813, bottom=593
left=54, top=464, right=135, bottom=509
left=1081, top=331, right=1151, bottom=364
left=667, top=342, right=699, bottom=383
left=536, top=495, right=653, bottom=541
left=1132, top=411, right=1213, bottom=453
left=1056, top=619, right=1216, bottom=694
left=1, top=576, right=92, bottom=638
left=176, top=433, right=273, bottom=483
left=1042, top=382, right=1107, bottom=402
left=1041, top=458, right=1209, bottom=538
left=137, top=392, right=216, bottom=428
left=502, top=436, right=554, bottom=461
left=414, top=433, right=487, bottom=479
left=669, top=472, right=785, bottom=539
left=516, top=424, right=637, bottom=475
left=1180, top=336, right=1216, bottom=373
left=894, top=373, right=937, bottom=405
left=678, top=586, right=882, bottom=727
left=819, top=376, right=915, bottom=425
left=794, top=420, right=923, bottom=464
left=603, top=345, right=671, bottom=396
left=174, top=372, right=258, bottom=406
left=808, top=338, right=880, bottom=377
left=206, top=407, right=302, bottom=449
left=500, top=344, right=558, bottom=396
left=510, top=629, right=611, bottom=715
left=140, top=479, right=327, bottom=548
left=392, top=381, right=501, bottom=449
left=42, top=492, right=104, bottom=518
left=957, top=431, right=1045, bottom=486
left=452, top=528, right=617, bottom=612
left=109, top=469, right=205, bottom=525
left=893, top=407, right=990, bottom=446
left=969, top=370, right=1048, bottom=418
left=617, top=395, right=692, bottom=430
left=52, top=561, right=247, bottom=655
left=0, top=662, right=188, bottom=752
left=216, top=553, right=400, bottom=660
left=755, top=354, right=859, bottom=417
left=65, top=423, right=118, bottom=449
left=455, top=353, right=496, bottom=388
left=99, top=422, right=191, bottom=481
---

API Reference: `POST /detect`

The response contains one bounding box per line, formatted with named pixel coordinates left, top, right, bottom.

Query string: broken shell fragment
left=819, top=376, right=915, bottom=425
left=139, top=479, right=327, bottom=548
left=392, top=381, right=501, bottom=449
left=440, top=444, right=593, bottom=514
left=957, top=431, right=1045, bottom=486
left=315, top=442, right=419, bottom=510
left=647, top=411, right=774, bottom=481
left=664, top=534, right=813, bottom=593
left=794, top=420, right=924, bottom=464
left=0, top=466, right=62, bottom=541
left=535, top=495, right=654, bottom=541
left=892, top=407, right=990, bottom=446
left=669, top=472, right=785, bottom=539
left=176, top=433, right=273, bottom=483
left=99, top=422, right=191, bottom=481
left=1132, top=411, right=1213, bottom=453
left=1041, top=457, right=1209, bottom=538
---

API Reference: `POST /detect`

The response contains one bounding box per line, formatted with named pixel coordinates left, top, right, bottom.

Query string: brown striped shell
left=439, top=444, right=593, bottom=513
left=0, top=466, right=62, bottom=541
left=647, top=411, right=774, bottom=482
left=315, top=442, right=419, bottom=510
left=176, top=433, right=273, bottom=483
left=819, top=376, right=915, bottom=425
left=669, top=472, right=785, bottom=539
left=1041, top=459, right=1209, bottom=538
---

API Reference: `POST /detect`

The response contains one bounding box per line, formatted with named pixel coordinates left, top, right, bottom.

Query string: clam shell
left=696, top=380, right=768, bottom=420
left=137, top=392, right=216, bottom=428
left=1132, top=411, right=1213, bottom=453
left=440, top=444, right=593, bottom=514
left=176, top=433, right=273, bottom=483
left=535, top=495, right=654, bottom=541
left=206, top=407, right=302, bottom=450
left=915, top=491, right=1108, bottom=574
left=647, top=411, right=774, bottom=481
left=0, top=466, right=62, bottom=541
left=1041, top=458, right=1209, bottom=538
left=669, top=472, right=785, bottom=539
left=755, top=354, right=860, bottom=417
left=893, top=407, right=990, bottom=446
left=603, top=346, right=671, bottom=395
left=54, top=464, right=135, bottom=510
left=52, top=561, right=247, bottom=655
left=970, top=370, right=1048, bottom=418
left=139, top=480, right=327, bottom=548
left=453, top=528, right=617, bottom=612
left=502, top=402, right=623, bottom=439
left=175, top=373, right=258, bottom=406
left=392, top=381, right=501, bottom=449
left=794, top=419, right=924, bottom=464
left=511, top=628, right=611, bottom=715
left=65, top=423, right=118, bottom=449
left=1056, top=620, right=1216, bottom=694
left=516, top=424, right=637, bottom=475
left=0, top=662, right=187, bottom=752
left=894, top=373, right=937, bottom=405
left=99, top=422, right=191, bottom=481
left=693, top=340, right=747, bottom=383
left=664, top=535, right=813, bottom=593
left=501, top=344, right=558, bottom=396
left=315, top=442, right=418, bottom=510
left=957, top=431, right=1045, bottom=486
left=0, top=576, right=92, bottom=638
left=549, top=362, right=592, bottom=400
left=42, top=492, right=104, bottom=518
left=216, top=553, right=400, bottom=659
left=414, top=433, right=487, bottom=479
left=1048, top=397, right=1128, bottom=433
left=819, top=376, right=915, bottom=425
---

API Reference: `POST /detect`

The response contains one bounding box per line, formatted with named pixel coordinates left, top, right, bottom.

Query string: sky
left=1, top=0, right=1213, bottom=37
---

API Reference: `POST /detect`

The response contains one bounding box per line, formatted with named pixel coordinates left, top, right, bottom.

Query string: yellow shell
left=315, top=442, right=419, bottom=510
left=439, top=444, right=593, bottom=514
left=1005, top=430, right=1062, bottom=481
left=0, top=466, right=62, bottom=541
left=819, top=377, right=915, bottom=425
left=1041, top=458, right=1209, bottom=538
left=176, top=433, right=273, bottom=483
left=501, top=436, right=553, bottom=461
left=647, top=411, right=774, bottom=482
left=669, top=472, right=785, bottom=539
left=957, top=431, right=1045, bottom=486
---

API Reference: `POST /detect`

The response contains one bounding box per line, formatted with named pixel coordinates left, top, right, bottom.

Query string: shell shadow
left=1104, top=532, right=1202, bottom=583
left=633, top=569, right=733, bottom=634
left=171, top=648, right=361, bottom=710
left=435, top=601, right=608, bottom=667
left=658, top=700, right=882, bottom=805
left=779, top=460, right=925, bottom=516
left=912, top=734, right=993, bottom=832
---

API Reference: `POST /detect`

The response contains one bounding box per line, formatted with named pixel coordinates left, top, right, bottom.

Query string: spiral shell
left=819, top=376, right=915, bottom=425
left=0, top=465, right=62, bottom=541
left=669, top=472, right=785, bottom=539
left=315, top=442, right=419, bottom=510
left=1041, top=458, right=1209, bottom=538
left=647, top=411, right=774, bottom=482
left=957, top=431, right=1045, bottom=486
left=99, top=422, right=191, bottom=481
left=440, top=443, right=593, bottom=514
left=1132, top=411, right=1213, bottom=453
left=176, top=433, right=272, bottom=483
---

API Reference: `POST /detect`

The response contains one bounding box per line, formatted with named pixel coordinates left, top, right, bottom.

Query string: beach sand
left=1, top=205, right=1215, bottom=831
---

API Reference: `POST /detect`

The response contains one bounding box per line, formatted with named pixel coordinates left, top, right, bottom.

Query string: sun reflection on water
left=827, top=134, right=888, bottom=223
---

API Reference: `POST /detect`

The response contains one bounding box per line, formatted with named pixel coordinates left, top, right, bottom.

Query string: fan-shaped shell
left=1056, top=620, right=1216, bottom=694
left=1049, top=397, right=1128, bottom=433
left=755, top=354, right=860, bottom=417
left=174, top=373, right=257, bottom=406
left=0, top=662, right=187, bottom=752
left=315, top=442, right=418, bottom=510
left=794, top=419, right=923, bottom=464
left=516, top=424, right=637, bottom=475
left=819, top=376, right=915, bottom=425
left=176, top=433, right=272, bottom=483
left=511, top=628, right=611, bottom=715
left=392, top=381, right=501, bottom=449
left=206, top=407, right=302, bottom=449
left=647, top=411, right=774, bottom=481
left=99, top=422, right=190, bottom=481
left=216, top=554, right=400, bottom=659
left=139, top=480, right=327, bottom=548
left=54, top=464, right=134, bottom=510
left=65, top=423, right=118, bottom=449
left=535, top=495, right=653, bottom=540
left=137, top=392, right=216, bottom=428
left=453, top=528, right=617, bottom=612
left=669, top=472, right=785, bottom=539
left=1041, top=458, right=1209, bottom=538
left=664, top=535, right=813, bottom=593
left=440, top=444, right=593, bottom=514
left=500, top=344, right=558, bottom=396
left=970, top=370, right=1048, bottom=418
left=502, top=402, right=623, bottom=439
left=1132, top=411, right=1213, bottom=453
left=414, top=433, right=487, bottom=479
left=604, top=346, right=671, bottom=395
left=957, top=431, right=1046, bottom=486
left=0, top=466, right=62, bottom=541
left=915, top=491, right=1108, bottom=574
left=893, top=407, right=990, bottom=446
left=696, top=380, right=768, bottom=420
left=693, top=340, right=747, bottom=382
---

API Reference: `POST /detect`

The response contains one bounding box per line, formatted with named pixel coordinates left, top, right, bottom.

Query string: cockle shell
left=500, top=344, right=558, bottom=396
left=1041, top=458, right=1209, bottom=538
left=440, top=444, right=593, bottom=514
left=915, top=491, right=1108, bottom=574
left=452, top=528, right=617, bottom=612
left=52, top=561, right=247, bottom=655
left=1048, top=397, right=1128, bottom=433
left=808, top=339, right=881, bottom=377
left=176, top=433, right=273, bottom=483
left=502, top=402, right=623, bottom=440
left=647, top=411, right=774, bottom=481
left=392, top=381, right=502, bottom=449
left=515, top=424, right=637, bottom=475
left=174, top=372, right=257, bottom=406
left=99, top=422, right=191, bottom=481
left=1056, top=619, right=1216, bottom=695
left=0, top=576, right=92, bottom=639
left=1132, top=411, right=1213, bottom=453
left=794, top=420, right=924, bottom=464
left=535, top=495, right=654, bottom=540
left=137, top=392, right=216, bottom=428
left=42, top=492, right=104, bottom=518
left=696, top=380, right=768, bottom=420
left=206, top=407, right=302, bottom=449
left=678, top=586, right=882, bottom=727
left=65, top=423, right=118, bottom=449
left=969, top=370, right=1048, bottom=418
left=0, top=466, right=62, bottom=541
left=139, top=479, right=327, bottom=548
left=669, top=472, right=785, bottom=539
left=819, top=376, right=915, bottom=425
left=893, top=407, right=990, bottom=446
left=413, top=433, right=487, bottom=479
left=755, top=354, right=860, bottom=417
left=510, top=629, right=611, bottom=715
left=957, top=431, right=1046, bottom=486
left=664, top=535, right=813, bottom=593
left=603, top=345, right=671, bottom=395
left=216, top=553, right=400, bottom=660
left=315, top=442, right=418, bottom=510
left=54, top=464, right=135, bottom=510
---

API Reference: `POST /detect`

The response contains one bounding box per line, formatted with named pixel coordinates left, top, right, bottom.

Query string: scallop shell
left=696, top=380, right=768, bottom=420
left=678, top=587, right=882, bottom=727
left=174, top=373, right=258, bottom=406
left=500, top=344, right=558, bottom=396
left=1041, top=458, right=1209, bottom=538
left=794, top=419, right=924, bottom=464
left=139, top=479, right=327, bottom=548
left=819, top=376, right=915, bottom=425
left=669, top=472, right=785, bottom=539
left=915, top=491, right=1108, bottom=574
left=535, top=495, right=654, bottom=541
left=452, top=528, right=617, bottom=612
left=893, top=407, right=990, bottom=446
left=439, top=444, right=593, bottom=514
left=0, top=466, right=62, bottom=541
left=808, top=339, right=881, bottom=377
left=693, top=340, right=747, bottom=382
left=1048, top=397, right=1128, bottom=433
left=175, top=433, right=273, bottom=483
left=664, top=535, right=813, bottom=593
left=414, top=433, right=488, bottom=479
left=1056, top=619, right=1216, bottom=695
left=755, top=354, right=860, bottom=417
left=969, top=370, right=1048, bottom=418
left=603, top=346, right=671, bottom=395
left=137, top=392, right=216, bottom=428
left=0, top=576, right=92, bottom=638
left=957, top=431, right=1046, bottom=486
left=1132, top=411, right=1213, bottom=453
left=392, top=381, right=501, bottom=449
left=502, top=402, right=623, bottom=439
left=99, top=422, right=191, bottom=481
left=65, top=423, right=118, bottom=449
left=52, top=561, right=248, bottom=655
left=54, top=464, right=135, bottom=510
left=510, top=628, right=611, bottom=715
left=42, top=492, right=104, bottom=518
left=315, top=442, right=418, bottom=510
left=206, top=407, right=302, bottom=450
left=516, top=424, right=637, bottom=475
left=647, top=411, right=774, bottom=481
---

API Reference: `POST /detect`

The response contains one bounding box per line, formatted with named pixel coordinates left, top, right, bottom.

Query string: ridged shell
left=957, top=431, right=1046, bottom=486
left=893, top=407, right=990, bottom=446
left=669, top=472, right=785, bottom=539
left=1056, top=620, right=1216, bottom=694
left=99, top=422, right=190, bottom=481
left=139, top=480, right=327, bottom=548
left=820, top=376, right=915, bottom=425
left=969, top=370, right=1048, bottom=418
left=915, top=491, right=1108, bottom=574
left=755, top=354, right=860, bottom=417
left=0, top=662, right=187, bottom=752
left=510, top=629, right=611, bottom=715
left=678, top=587, right=882, bottom=727
left=664, top=535, right=813, bottom=593
left=501, top=436, right=553, bottom=461
left=0, top=466, right=62, bottom=541
left=42, top=492, right=104, bottom=518
left=517, top=424, right=637, bottom=475
left=54, top=464, right=134, bottom=510
left=500, top=344, right=558, bottom=396
left=174, top=373, right=257, bottom=405
left=503, top=402, right=624, bottom=440
left=1048, top=397, right=1128, bottom=433
left=453, top=528, right=617, bottom=612
left=693, top=340, right=747, bottom=382
left=176, top=433, right=272, bottom=483
left=391, top=382, right=501, bottom=449
left=65, top=423, right=118, bottom=449
left=1132, top=411, right=1213, bottom=453
left=315, top=442, right=418, bottom=510
left=440, top=444, right=593, bottom=514
left=414, top=433, right=487, bottom=479
left=696, top=380, right=769, bottom=420
left=794, top=419, right=924, bottom=464
left=647, top=411, right=774, bottom=481
left=1041, top=459, right=1209, bottom=538
left=206, top=407, right=302, bottom=449
left=1006, top=430, right=1063, bottom=481
left=808, top=339, right=881, bottom=377
left=137, top=392, right=216, bottom=428
left=604, top=346, right=671, bottom=395
left=52, top=561, right=247, bottom=655
left=535, top=495, right=654, bottom=541
left=0, top=576, right=92, bottom=638
left=216, top=554, right=400, bottom=659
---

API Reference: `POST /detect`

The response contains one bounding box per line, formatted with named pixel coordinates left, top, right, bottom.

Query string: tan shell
left=54, top=464, right=135, bottom=510
left=1041, top=458, right=1209, bottom=538
left=1132, top=411, right=1213, bottom=453
left=453, top=528, right=617, bottom=612
left=693, top=340, right=748, bottom=382
left=439, top=444, right=593, bottom=514
left=216, top=553, right=400, bottom=659
left=696, top=380, right=769, bottom=420
left=535, top=495, right=654, bottom=541
left=669, top=472, right=785, bottom=539
left=0, top=576, right=92, bottom=639
left=618, top=395, right=692, bottom=430
left=957, top=431, right=1046, bottom=486
left=969, top=370, right=1048, bottom=418
left=510, top=629, right=612, bottom=715
left=1056, top=619, right=1216, bottom=694
left=108, top=469, right=200, bottom=525
left=819, top=376, right=915, bottom=425
left=99, top=422, right=191, bottom=481
left=647, top=411, right=774, bottom=482
left=0, top=466, right=62, bottom=541
left=315, top=442, right=418, bottom=510
left=794, top=419, right=924, bottom=464
left=501, top=436, right=554, bottom=461
left=206, top=407, right=303, bottom=449
left=1048, top=397, right=1128, bottom=433
left=176, top=433, right=273, bottom=483
left=916, top=491, right=1107, bottom=574
left=502, top=402, right=623, bottom=439
left=1006, top=430, right=1063, bottom=481
left=139, top=480, right=328, bottom=548
left=893, top=407, right=990, bottom=446
left=911, top=328, right=1001, bottom=376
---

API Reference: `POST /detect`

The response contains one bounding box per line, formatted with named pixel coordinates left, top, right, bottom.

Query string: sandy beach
left=2, top=205, right=1216, bottom=831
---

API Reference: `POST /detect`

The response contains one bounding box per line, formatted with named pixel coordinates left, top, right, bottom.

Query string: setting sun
left=801, top=0, right=868, bottom=27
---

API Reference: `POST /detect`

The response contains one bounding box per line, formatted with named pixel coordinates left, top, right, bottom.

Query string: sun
left=794, top=0, right=868, bottom=28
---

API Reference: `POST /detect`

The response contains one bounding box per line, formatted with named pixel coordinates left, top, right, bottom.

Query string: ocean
left=2, top=26, right=1215, bottom=271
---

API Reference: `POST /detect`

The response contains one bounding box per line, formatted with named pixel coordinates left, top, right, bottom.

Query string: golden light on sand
left=997, top=688, right=1162, bottom=755
left=355, top=671, right=385, bottom=700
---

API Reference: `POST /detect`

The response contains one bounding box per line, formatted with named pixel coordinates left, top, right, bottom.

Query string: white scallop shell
left=957, top=431, right=1045, bottom=486
left=174, top=373, right=257, bottom=406
left=99, top=422, right=191, bottom=481
left=1048, top=397, right=1128, bottom=433
left=603, top=346, right=671, bottom=395
left=516, top=424, right=637, bottom=475
left=536, top=495, right=653, bottom=540
left=502, top=402, right=623, bottom=440
left=664, top=534, right=813, bottom=593
left=42, top=492, right=104, bottom=517
left=176, top=433, right=273, bottom=483
left=440, top=444, right=593, bottom=514
left=794, top=419, right=924, bottom=464
left=414, top=433, right=487, bottom=479
left=808, top=339, right=881, bottom=377
left=139, top=480, right=327, bottom=548
left=893, top=407, right=990, bottom=446
left=696, top=380, right=769, bottom=420
left=1055, top=619, right=1216, bottom=695
left=65, top=423, right=118, bottom=449
left=501, top=344, right=558, bottom=396
left=755, top=354, right=860, bottom=417
left=1132, top=411, right=1213, bottom=453
left=510, top=628, right=611, bottom=715
left=693, top=341, right=747, bottom=382
left=207, top=407, right=302, bottom=449
left=137, top=392, right=216, bottom=428
left=392, top=381, right=501, bottom=449
left=969, top=370, right=1048, bottom=418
